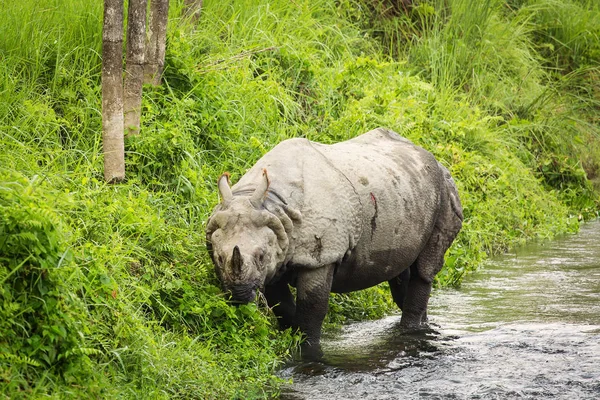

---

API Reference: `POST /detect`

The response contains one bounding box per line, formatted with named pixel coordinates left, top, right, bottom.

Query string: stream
left=279, top=221, right=600, bottom=399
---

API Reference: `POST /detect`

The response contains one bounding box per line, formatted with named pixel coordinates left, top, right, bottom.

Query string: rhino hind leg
left=399, top=227, right=457, bottom=328
left=400, top=201, right=462, bottom=328
left=398, top=260, right=435, bottom=329
left=264, top=279, right=296, bottom=330
left=399, top=167, right=463, bottom=329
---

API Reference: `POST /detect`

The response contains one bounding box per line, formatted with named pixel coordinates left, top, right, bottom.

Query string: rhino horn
left=250, top=169, right=270, bottom=209
left=218, top=172, right=233, bottom=203
left=232, top=245, right=243, bottom=276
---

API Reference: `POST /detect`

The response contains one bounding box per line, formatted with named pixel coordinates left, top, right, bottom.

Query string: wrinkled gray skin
left=206, top=128, right=463, bottom=359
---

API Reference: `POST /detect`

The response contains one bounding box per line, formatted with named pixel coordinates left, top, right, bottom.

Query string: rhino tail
left=439, top=163, right=463, bottom=223
left=446, top=175, right=463, bottom=222
left=412, top=164, right=464, bottom=283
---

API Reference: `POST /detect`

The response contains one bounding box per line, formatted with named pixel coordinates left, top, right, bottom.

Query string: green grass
left=1, top=0, right=599, bottom=397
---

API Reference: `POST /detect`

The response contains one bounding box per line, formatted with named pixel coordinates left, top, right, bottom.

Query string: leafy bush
left=0, top=171, right=93, bottom=391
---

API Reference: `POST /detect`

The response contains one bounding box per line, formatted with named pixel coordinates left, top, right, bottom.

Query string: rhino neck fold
left=231, top=186, right=302, bottom=283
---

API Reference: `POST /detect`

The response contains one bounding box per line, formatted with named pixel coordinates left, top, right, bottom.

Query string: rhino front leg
left=295, top=264, right=335, bottom=360
left=264, top=278, right=295, bottom=330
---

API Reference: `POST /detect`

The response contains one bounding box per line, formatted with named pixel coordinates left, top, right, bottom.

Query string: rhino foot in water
left=206, top=128, right=463, bottom=358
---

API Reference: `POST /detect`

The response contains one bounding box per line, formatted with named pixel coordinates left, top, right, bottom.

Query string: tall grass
left=519, top=0, right=600, bottom=71
left=358, top=0, right=599, bottom=213
left=1, top=0, right=599, bottom=397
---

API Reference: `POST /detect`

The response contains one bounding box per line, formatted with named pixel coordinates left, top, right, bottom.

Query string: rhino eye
left=217, top=255, right=224, bottom=265
left=255, top=250, right=265, bottom=264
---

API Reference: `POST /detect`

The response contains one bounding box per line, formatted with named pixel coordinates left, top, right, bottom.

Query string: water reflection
left=280, top=222, right=600, bottom=399
left=321, top=319, right=446, bottom=371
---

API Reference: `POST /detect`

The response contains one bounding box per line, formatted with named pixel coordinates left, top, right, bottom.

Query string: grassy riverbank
left=1, top=0, right=599, bottom=397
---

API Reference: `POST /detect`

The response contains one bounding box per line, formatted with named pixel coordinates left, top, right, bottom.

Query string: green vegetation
left=1, top=0, right=598, bottom=397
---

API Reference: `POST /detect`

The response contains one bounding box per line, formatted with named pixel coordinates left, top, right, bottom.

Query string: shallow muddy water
left=280, top=222, right=600, bottom=399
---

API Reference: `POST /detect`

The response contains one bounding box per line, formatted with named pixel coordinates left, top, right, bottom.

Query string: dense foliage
left=1, top=0, right=598, bottom=397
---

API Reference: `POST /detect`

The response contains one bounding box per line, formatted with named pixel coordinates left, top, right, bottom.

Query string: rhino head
left=206, top=169, right=289, bottom=303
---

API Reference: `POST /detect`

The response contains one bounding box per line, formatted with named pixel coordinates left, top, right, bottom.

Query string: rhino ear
left=218, top=173, right=233, bottom=203
left=232, top=245, right=243, bottom=276
left=250, top=169, right=270, bottom=209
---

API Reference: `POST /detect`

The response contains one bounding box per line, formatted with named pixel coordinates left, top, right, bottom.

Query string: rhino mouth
left=227, top=283, right=259, bottom=304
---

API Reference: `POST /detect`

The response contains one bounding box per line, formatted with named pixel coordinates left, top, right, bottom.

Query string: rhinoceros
left=206, top=128, right=463, bottom=357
